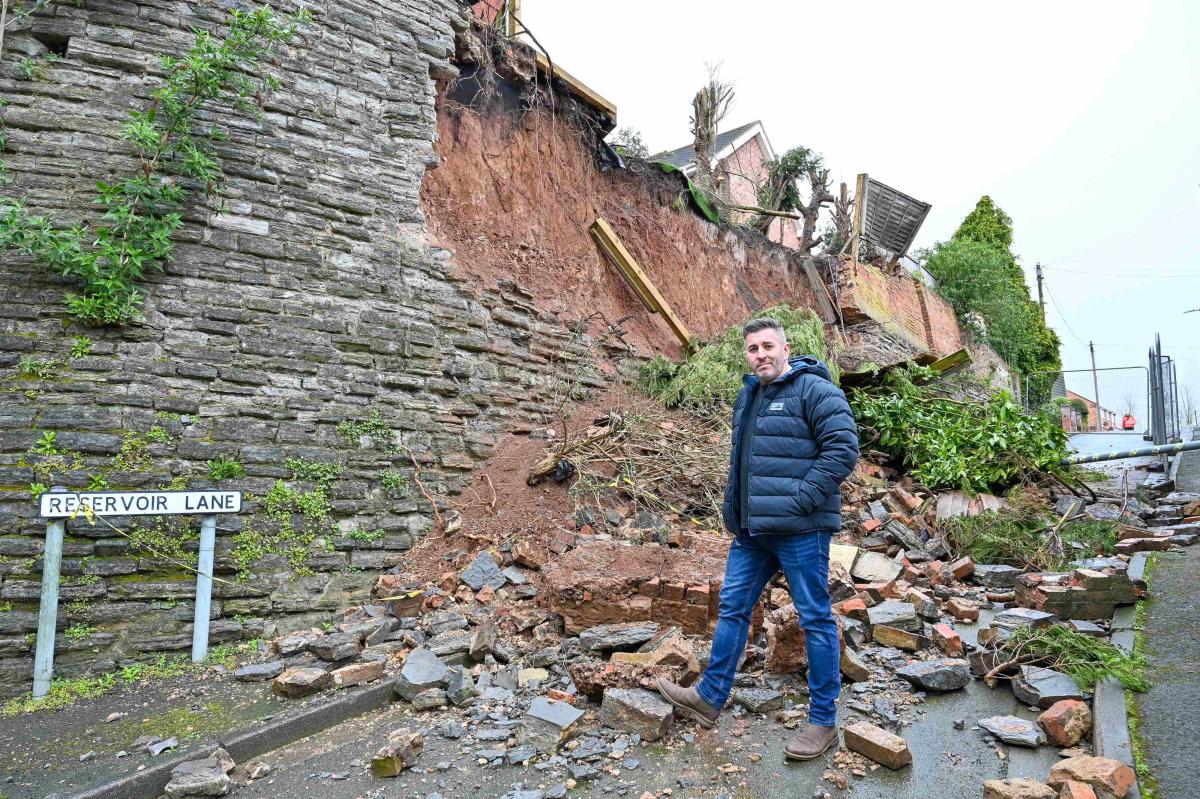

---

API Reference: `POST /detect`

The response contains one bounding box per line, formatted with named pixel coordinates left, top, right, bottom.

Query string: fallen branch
left=526, top=425, right=616, bottom=485
left=983, top=652, right=1043, bottom=688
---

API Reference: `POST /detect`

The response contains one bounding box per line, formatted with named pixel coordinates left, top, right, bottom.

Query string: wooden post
left=851, top=173, right=869, bottom=265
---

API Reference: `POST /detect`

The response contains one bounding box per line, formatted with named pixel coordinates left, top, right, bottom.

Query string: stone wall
left=0, top=1, right=834, bottom=696
left=0, top=0, right=608, bottom=695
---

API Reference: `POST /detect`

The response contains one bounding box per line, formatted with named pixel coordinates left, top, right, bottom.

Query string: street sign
left=39, top=489, right=242, bottom=518
left=32, top=486, right=245, bottom=699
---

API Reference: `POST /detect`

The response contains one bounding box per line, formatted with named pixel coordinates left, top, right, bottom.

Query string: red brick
left=1057, top=781, right=1097, bottom=799
left=662, top=581, right=686, bottom=601
left=1038, top=700, right=1092, bottom=748
left=862, top=518, right=883, bottom=532
left=1047, top=757, right=1134, bottom=799
left=547, top=688, right=576, bottom=705
left=891, top=486, right=923, bottom=512
left=949, top=556, right=975, bottom=580
left=947, top=598, right=979, bottom=622
left=983, top=779, right=1057, bottom=799
left=931, top=623, right=964, bottom=657
left=843, top=721, right=911, bottom=770
left=685, top=583, right=710, bottom=605
left=638, top=577, right=660, bottom=597
left=835, top=597, right=870, bottom=622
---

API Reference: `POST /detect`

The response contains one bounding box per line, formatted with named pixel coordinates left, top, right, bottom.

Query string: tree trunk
left=797, top=168, right=833, bottom=255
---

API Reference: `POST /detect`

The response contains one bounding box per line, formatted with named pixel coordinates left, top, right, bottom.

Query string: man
left=657, top=317, right=859, bottom=760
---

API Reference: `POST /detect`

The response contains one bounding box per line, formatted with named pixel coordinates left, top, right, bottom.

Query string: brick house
left=1065, top=390, right=1117, bottom=432
left=654, top=121, right=802, bottom=250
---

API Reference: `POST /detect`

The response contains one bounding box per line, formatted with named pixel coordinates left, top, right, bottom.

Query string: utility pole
left=1035, top=263, right=1045, bottom=319
left=1090, top=341, right=1102, bottom=432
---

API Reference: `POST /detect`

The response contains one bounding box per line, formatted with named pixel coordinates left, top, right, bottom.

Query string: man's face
left=744, top=328, right=790, bottom=383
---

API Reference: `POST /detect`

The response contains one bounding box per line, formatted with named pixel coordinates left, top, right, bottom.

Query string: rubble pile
left=221, top=458, right=1200, bottom=796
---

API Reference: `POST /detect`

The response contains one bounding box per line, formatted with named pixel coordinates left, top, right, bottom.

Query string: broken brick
left=947, top=598, right=980, bottom=622
left=1047, top=757, right=1135, bottom=799
left=834, top=597, right=870, bottom=622
left=843, top=721, right=911, bottom=770
left=1038, top=700, right=1093, bottom=748
left=931, top=623, right=964, bottom=657
left=862, top=518, right=883, bottom=533
left=949, top=556, right=975, bottom=580
left=983, top=779, right=1057, bottom=799
left=1056, top=781, right=1098, bottom=799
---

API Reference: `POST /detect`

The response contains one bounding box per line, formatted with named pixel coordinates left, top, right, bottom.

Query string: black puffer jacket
left=720, top=356, right=859, bottom=535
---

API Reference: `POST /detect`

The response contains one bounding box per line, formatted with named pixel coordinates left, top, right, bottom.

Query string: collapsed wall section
left=421, top=49, right=820, bottom=356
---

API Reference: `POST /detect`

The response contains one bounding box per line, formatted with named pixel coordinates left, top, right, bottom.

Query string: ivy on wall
left=0, top=6, right=310, bottom=325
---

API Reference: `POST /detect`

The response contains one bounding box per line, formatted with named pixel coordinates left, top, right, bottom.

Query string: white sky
left=520, top=0, right=1200, bottom=414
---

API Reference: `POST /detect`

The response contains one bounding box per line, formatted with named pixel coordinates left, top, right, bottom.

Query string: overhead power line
left=1043, top=281, right=1086, bottom=346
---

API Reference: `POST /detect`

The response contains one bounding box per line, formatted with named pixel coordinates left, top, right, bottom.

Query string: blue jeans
left=696, top=531, right=840, bottom=727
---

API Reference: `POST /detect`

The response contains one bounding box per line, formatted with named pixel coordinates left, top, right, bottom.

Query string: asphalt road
left=227, top=612, right=1060, bottom=799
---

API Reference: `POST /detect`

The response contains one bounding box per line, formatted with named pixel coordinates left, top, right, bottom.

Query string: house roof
left=652, top=120, right=774, bottom=173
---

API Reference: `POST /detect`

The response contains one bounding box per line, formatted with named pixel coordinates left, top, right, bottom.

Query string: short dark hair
left=742, top=318, right=786, bottom=340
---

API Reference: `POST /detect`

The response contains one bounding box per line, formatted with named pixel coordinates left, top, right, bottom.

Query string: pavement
left=177, top=611, right=1060, bottom=799
left=0, top=665, right=344, bottom=799
left=1135, top=441, right=1200, bottom=799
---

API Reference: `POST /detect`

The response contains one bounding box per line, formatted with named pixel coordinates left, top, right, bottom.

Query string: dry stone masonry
left=0, top=0, right=609, bottom=695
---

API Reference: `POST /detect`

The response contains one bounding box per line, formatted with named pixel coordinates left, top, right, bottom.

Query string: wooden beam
left=589, top=218, right=692, bottom=350
left=535, top=51, right=618, bottom=121
left=801, top=259, right=837, bottom=324
left=928, top=347, right=972, bottom=375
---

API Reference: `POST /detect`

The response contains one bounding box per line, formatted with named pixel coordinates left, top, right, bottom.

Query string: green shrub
left=18, top=356, right=60, bottom=379
left=0, top=7, right=310, bottom=325
left=380, top=470, right=410, bottom=496
left=850, top=367, right=1069, bottom=492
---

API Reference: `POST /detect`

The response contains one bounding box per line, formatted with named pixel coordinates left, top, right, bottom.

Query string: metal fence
left=1022, top=334, right=1181, bottom=445
left=1149, top=334, right=1182, bottom=446
left=1023, top=366, right=1150, bottom=434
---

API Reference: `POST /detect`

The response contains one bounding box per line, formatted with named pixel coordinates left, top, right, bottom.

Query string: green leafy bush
left=18, top=356, right=60, bottom=379
left=943, top=510, right=1117, bottom=571
left=380, top=470, right=410, bottom=496
left=850, top=367, right=1068, bottom=492
left=1005, top=625, right=1148, bottom=692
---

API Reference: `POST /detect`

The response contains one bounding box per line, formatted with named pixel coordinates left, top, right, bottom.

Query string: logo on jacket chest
left=768, top=402, right=785, bottom=411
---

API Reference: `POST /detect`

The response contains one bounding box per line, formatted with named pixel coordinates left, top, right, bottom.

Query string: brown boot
left=783, top=724, right=839, bottom=760
left=655, top=677, right=720, bottom=728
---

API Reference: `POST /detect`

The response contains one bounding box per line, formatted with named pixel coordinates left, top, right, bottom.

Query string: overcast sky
left=520, top=0, right=1200, bottom=416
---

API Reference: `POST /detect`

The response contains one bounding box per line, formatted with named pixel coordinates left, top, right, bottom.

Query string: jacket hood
left=743, top=355, right=834, bottom=388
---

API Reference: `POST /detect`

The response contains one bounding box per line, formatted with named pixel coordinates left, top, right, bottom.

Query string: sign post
left=34, top=488, right=243, bottom=697
left=32, top=488, right=67, bottom=699
left=191, top=514, right=218, bottom=663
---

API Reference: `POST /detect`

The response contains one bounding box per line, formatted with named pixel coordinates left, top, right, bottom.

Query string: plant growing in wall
left=0, top=6, right=311, bottom=326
